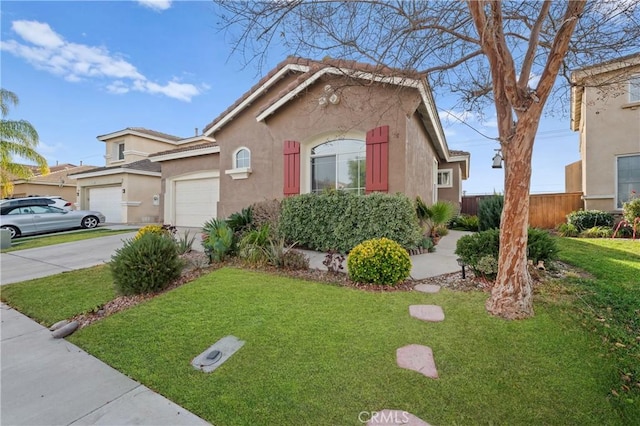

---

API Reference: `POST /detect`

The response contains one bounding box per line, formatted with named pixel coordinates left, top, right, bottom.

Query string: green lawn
left=0, top=265, right=115, bottom=324
left=1, top=228, right=135, bottom=253
left=3, top=238, right=638, bottom=424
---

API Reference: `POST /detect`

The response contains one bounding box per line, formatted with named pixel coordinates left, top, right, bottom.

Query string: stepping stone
left=366, top=409, right=431, bottom=425
left=409, top=305, right=445, bottom=322
left=414, top=284, right=440, bottom=294
left=396, top=344, right=438, bottom=379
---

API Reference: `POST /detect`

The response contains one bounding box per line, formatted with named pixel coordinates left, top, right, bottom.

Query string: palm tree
left=0, top=89, right=49, bottom=198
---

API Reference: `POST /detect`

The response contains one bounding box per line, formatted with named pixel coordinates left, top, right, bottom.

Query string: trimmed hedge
left=348, top=237, right=412, bottom=285
left=279, top=191, right=422, bottom=252
left=566, top=210, right=614, bottom=231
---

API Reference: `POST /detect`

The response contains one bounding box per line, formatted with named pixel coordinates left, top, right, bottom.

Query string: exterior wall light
left=492, top=150, right=503, bottom=169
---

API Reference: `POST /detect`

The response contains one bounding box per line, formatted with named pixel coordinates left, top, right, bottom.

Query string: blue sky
left=1, top=0, right=580, bottom=195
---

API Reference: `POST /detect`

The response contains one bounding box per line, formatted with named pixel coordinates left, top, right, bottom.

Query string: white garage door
left=174, top=178, right=219, bottom=227
left=89, top=186, right=122, bottom=223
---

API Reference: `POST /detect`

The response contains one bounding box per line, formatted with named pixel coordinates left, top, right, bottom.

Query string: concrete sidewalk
left=1, top=228, right=210, bottom=425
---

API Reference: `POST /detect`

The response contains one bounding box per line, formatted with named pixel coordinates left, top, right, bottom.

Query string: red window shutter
left=283, top=140, right=301, bottom=196
left=366, top=125, right=389, bottom=193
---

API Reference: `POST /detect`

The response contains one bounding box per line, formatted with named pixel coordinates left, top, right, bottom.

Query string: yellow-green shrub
left=134, top=224, right=166, bottom=240
left=347, top=237, right=411, bottom=285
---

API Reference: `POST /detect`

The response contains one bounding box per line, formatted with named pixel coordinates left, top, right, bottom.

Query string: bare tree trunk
left=486, top=114, right=538, bottom=319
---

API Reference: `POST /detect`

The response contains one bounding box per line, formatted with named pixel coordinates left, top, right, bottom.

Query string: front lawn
left=67, top=267, right=619, bottom=425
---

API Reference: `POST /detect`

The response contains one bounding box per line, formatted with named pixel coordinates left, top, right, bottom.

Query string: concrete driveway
left=0, top=231, right=138, bottom=285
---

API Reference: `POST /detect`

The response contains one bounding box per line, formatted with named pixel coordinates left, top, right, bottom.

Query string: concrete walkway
left=0, top=226, right=210, bottom=425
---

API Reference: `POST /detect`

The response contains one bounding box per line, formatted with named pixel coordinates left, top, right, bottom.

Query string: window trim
left=437, top=168, right=453, bottom=188
left=225, top=147, right=252, bottom=180
left=117, top=142, right=125, bottom=161
left=630, top=74, right=640, bottom=103
left=309, top=138, right=366, bottom=194
left=615, top=153, right=640, bottom=209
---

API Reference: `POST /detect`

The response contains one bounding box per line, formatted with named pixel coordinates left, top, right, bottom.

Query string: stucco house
left=3, top=163, right=96, bottom=204
left=70, top=128, right=214, bottom=223
left=566, top=53, right=640, bottom=211
left=149, top=57, right=469, bottom=227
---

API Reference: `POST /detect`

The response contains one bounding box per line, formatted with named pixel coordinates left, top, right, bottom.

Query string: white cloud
left=1, top=20, right=202, bottom=102
left=439, top=109, right=475, bottom=124
left=137, top=0, right=172, bottom=11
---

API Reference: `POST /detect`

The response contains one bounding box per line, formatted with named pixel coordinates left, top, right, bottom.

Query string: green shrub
left=567, top=210, right=614, bottom=231
left=175, top=230, right=196, bottom=254
left=476, top=255, right=499, bottom=279
left=527, top=228, right=559, bottom=264
left=556, top=222, right=579, bottom=237
left=202, top=219, right=234, bottom=262
left=280, top=191, right=421, bottom=252
left=226, top=206, right=253, bottom=235
left=622, top=197, right=640, bottom=223
left=110, top=233, right=183, bottom=295
left=449, top=214, right=479, bottom=232
left=580, top=226, right=613, bottom=238
left=238, top=225, right=271, bottom=264
left=415, top=197, right=456, bottom=237
left=478, top=195, right=504, bottom=231
left=347, top=237, right=412, bottom=285
left=455, top=228, right=558, bottom=275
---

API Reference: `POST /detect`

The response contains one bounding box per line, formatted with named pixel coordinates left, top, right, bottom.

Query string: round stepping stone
left=366, top=409, right=431, bottom=425
left=414, top=284, right=440, bottom=294
left=409, top=305, right=444, bottom=322
left=396, top=344, right=438, bottom=379
left=49, top=320, right=70, bottom=331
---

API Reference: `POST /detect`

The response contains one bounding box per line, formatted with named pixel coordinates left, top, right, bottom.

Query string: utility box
left=0, top=229, right=12, bottom=249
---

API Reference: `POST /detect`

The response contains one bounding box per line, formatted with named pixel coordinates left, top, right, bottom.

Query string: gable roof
left=10, top=164, right=98, bottom=186
left=68, top=159, right=161, bottom=179
left=203, top=56, right=453, bottom=161
left=97, top=127, right=183, bottom=143
left=149, top=142, right=220, bottom=162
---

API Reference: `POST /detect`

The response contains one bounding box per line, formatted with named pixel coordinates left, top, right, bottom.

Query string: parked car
left=0, top=204, right=105, bottom=239
left=0, top=196, right=73, bottom=210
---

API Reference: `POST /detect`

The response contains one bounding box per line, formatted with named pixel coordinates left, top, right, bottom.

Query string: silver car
left=0, top=204, right=106, bottom=238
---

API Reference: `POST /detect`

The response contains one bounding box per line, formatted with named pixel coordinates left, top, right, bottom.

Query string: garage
left=174, top=177, right=219, bottom=227
left=89, top=186, right=122, bottom=223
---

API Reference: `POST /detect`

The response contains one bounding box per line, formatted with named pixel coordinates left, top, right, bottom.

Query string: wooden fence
left=461, top=192, right=584, bottom=229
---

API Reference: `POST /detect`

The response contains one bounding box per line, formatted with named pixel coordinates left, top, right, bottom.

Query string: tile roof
left=449, top=150, right=470, bottom=157
left=98, top=127, right=183, bottom=141
left=150, top=142, right=218, bottom=158
left=69, top=159, right=161, bottom=176
left=202, top=56, right=424, bottom=134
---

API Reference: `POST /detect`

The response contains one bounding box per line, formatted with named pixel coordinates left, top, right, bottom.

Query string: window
left=310, top=139, right=365, bottom=194
left=630, top=75, right=640, bottom=103
left=113, top=142, right=125, bottom=161
left=437, top=169, right=453, bottom=188
left=235, top=148, right=251, bottom=168
left=617, top=154, right=640, bottom=208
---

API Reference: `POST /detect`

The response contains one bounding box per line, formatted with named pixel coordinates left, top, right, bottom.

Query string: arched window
left=310, top=139, right=365, bottom=194
left=235, top=148, right=251, bottom=169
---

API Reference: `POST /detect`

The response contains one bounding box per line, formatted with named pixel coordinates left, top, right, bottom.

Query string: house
left=3, top=163, right=96, bottom=205
left=567, top=53, right=640, bottom=211
left=70, top=128, right=214, bottom=223
left=149, top=57, right=470, bottom=227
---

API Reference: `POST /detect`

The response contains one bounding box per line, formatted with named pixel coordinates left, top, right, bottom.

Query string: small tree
left=216, top=1, right=640, bottom=318
left=0, top=89, right=49, bottom=197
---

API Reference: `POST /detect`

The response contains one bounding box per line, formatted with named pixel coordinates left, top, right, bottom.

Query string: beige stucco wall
left=211, top=75, right=431, bottom=217
left=76, top=173, right=161, bottom=223
left=158, top=154, right=220, bottom=223
left=405, top=112, right=437, bottom=204
left=579, top=66, right=640, bottom=211
left=101, top=134, right=204, bottom=166
left=9, top=183, right=77, bottom=205
left=565, top=160, right=582, bottom=193
left=437, top=162, right=463, bottom=208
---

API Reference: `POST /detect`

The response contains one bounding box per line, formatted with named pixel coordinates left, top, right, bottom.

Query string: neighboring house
left=149, top=57, right=470, bottom=227
left=70, top=128, right=214, bottom=223
left=3, top=163, right=96, bottom=205
left=567, top=53, right=640, bottom=211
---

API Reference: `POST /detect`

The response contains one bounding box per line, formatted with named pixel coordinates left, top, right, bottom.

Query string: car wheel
left=1, top=225, right=19, bottom=239
left=81, top=216, right=99, bottom=229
